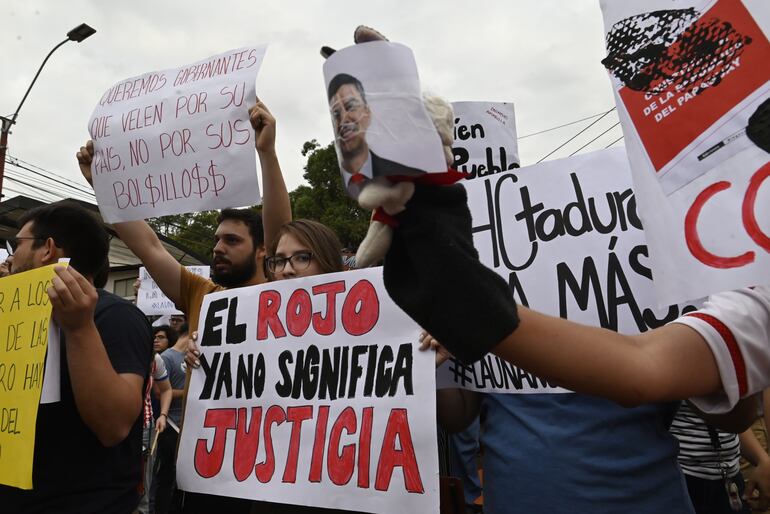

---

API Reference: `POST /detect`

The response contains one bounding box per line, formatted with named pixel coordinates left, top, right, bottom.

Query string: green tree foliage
left=148, top=210, right=220, bottom=262
left=149, top=140, right=369, bottom=256
left=290, top=140, right=369, bottom=248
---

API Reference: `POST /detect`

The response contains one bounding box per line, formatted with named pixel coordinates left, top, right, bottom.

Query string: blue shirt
left=481, top=393, right=693, bottom=514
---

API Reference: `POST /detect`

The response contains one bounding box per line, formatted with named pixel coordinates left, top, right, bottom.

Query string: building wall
left=105, top=268, right=139, bottom=301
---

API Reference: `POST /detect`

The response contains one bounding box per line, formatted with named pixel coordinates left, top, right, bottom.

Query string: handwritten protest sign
left=451, top=102, right=520, bottom=180
left=88, top=46, right=266, bottom=223
left=323, top=42, right=447, bottom=199
left=177, top=268, right=438, bottom=513
left=437, top=148, right=701, bottom=392
left=599, top=0, right=770, bottom=304
left=137, top=266, right=210, bottom=315
left=0, top=263, right=63, bottom=489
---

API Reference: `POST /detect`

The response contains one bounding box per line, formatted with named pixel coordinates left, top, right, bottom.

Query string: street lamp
left=0, top=23, right=96, bottom=198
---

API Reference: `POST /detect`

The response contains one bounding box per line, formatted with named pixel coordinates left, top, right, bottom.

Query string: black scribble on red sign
left=748, top=98, right=770, bottom=154
left=602, top=8, right=752, bottom=95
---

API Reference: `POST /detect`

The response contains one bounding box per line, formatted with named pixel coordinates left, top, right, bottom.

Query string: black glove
left=383, top=183, right=520, bottom=363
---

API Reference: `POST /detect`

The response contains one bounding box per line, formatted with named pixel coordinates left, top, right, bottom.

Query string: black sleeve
left=95, top=299, right=153, bottom=378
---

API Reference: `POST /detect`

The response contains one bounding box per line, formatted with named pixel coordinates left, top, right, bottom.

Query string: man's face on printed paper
left=330, top=83, right=371, bottom=162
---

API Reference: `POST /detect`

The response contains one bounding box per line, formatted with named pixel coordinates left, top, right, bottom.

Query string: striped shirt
left=670, top=402, right=740, bottom=480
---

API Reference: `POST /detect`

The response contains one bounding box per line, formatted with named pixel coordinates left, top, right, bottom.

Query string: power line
left=605, top=135, right=624, bottom=149
left=3, top=155, right=215, bottom=242
left=568, top=122, right=622, bottom=157
left=10, top=154, right=98, bottom=196
left=4, top=166, right=96, bottom=203
left=536, top=107, right=617, bottom=163
left=518, top=111, right=609, bottom=139
left=5, top=158, right=96, bottom=200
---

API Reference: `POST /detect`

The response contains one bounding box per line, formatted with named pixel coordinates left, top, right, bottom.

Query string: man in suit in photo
left=327, top=73, right=424, bottom=196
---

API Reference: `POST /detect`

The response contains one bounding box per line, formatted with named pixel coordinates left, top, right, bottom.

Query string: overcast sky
left=0, top=0, right=620, bottom=204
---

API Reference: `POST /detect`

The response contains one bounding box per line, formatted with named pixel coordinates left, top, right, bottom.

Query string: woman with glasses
left=265, top=219, right=344, bottom=280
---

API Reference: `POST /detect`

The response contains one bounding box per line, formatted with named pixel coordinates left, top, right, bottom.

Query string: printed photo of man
left=327, top=73, right=423, bottom=196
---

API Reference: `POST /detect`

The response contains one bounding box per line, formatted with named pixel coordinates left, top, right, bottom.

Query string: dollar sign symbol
left=191, top=163, right=208, bottom=199
left=209, top=160, right=226, bottom=196
left=145, top=174, right=161, bottom=207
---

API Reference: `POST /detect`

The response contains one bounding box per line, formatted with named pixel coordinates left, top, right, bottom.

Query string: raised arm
left=77, top=141, right=184, bottom=306
left=249, top=100, right=291, bottom=250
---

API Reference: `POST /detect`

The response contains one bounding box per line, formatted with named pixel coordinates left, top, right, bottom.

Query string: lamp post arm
left=10, top=38, right=70, bottom=125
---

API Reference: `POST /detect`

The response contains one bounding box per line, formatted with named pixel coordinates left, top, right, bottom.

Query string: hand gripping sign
left=176, top=268, right=439, bottom=514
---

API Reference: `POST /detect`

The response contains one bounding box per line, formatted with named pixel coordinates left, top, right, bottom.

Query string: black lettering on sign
left=275, top=344, right=414, bottom=400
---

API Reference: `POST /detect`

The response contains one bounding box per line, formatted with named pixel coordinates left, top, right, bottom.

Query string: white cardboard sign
left=437, top=148, right=701, bottom=392
left=137, top=266, right=210, bottom=315
left=600, top=0, right=770, bottom=304
left=451, top=101, right=520, bottom=180
left=88, top=46, right=266, bottom=223
left=177, top=268, right=439, bottom=514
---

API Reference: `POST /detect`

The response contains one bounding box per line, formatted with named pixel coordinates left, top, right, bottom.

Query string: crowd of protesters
left=0, top=71, right=769, bottom=514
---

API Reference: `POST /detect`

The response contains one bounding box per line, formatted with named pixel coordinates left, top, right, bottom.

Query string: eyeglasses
left=266, top=251, right=313, bottom=273
left=6, top=236, right=44, bottom=253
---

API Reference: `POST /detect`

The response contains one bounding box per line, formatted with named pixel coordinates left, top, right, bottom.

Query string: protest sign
left=437, top=148, right=701, bottom=392
left=177, top=268, right=439, bottom=513
left=323, top=42, right=447, bottom=199
left=451, top=102, right=520, bottom=180
left=0, top=263, right=63, bottom=489
left=88, top=46, right=266, bottom=223
left=137, top=266, right=210, bottom=315
left=599, top=0, right=770, bottom=305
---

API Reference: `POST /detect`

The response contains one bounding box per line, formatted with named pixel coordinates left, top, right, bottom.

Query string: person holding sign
left=79, top=99, right=290, bottom=514
left=78, top=99, right=289, bottom=335
left=0, top=202, right=153, bottom=514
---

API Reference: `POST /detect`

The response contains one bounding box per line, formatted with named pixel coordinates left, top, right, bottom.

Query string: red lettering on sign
left=327, top=406, right=357, bottom=486
left=257, top=290, right=286, bottom=340
left=341, top=280, right=379, bottom=336
left=194, top=408, right=237, bottom=478
left=375, top=409, right=424, bottom=493
left=233, top=407, right=262, bottom=482
left=255, top=405, right=286, bottom=483
left=282, top=405, right=314, bottom=483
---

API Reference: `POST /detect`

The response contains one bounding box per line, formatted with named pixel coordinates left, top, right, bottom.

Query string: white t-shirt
left=672, top=286, right=770, bottom=413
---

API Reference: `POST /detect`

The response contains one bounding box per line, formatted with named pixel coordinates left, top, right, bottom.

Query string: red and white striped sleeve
left=671, top=286, right=770, bottom=414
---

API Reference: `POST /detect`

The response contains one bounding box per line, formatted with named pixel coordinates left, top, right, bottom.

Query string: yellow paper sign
left=0, top=263, right=64, bottom=489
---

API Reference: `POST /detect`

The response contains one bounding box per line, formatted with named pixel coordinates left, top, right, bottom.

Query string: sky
left=0, top=0, right=620, bottom=205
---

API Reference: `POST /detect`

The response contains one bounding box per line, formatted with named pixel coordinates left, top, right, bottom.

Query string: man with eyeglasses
left=0, top=201, right=153, bottom=514
left=77, top=99, right=291, bottom=514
